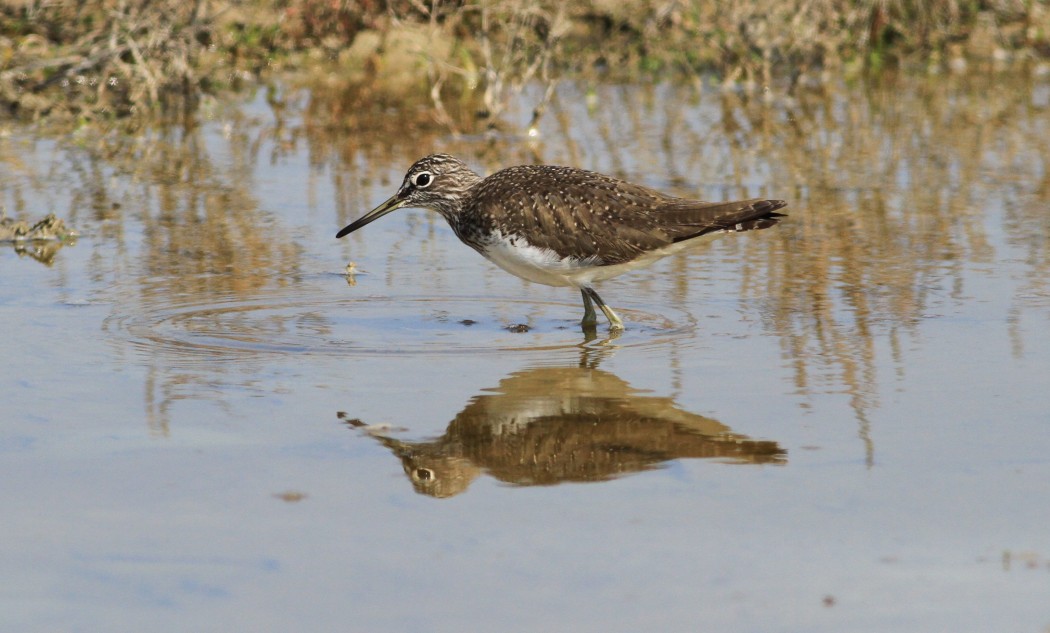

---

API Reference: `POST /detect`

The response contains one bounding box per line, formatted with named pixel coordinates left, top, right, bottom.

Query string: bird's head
left=335, top=154, right=482, bottom=238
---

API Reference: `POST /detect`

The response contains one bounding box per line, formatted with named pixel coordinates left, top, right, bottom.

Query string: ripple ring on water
left=102, top=292, right=697, bottom=361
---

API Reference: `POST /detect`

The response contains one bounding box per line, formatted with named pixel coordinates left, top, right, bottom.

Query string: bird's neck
left=445, top=206, right=494, bottom=250
left=433, top=171, right=485, bottom=229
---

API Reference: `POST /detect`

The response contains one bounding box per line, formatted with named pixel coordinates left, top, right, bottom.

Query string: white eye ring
left=412, top=171, right=433, bottom=188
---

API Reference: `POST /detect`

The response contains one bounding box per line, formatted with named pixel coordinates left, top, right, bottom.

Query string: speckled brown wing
left=466, top=164, right=786, bottom=265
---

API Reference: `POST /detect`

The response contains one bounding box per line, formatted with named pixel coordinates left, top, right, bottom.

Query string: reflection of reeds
left=116, top=128, right=302, bottom=298
left=755, top=73, right=1043, bottom=388
left=8, top=121, right=302, bottom=301
left=0, top=116, right=307, bottom=433
left=5, top=70, right=1046, bottom=439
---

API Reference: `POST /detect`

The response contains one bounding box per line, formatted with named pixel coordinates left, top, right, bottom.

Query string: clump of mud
left=0, top=213, right=78, bottom=243
left=1, top=213, right=79, bottom=265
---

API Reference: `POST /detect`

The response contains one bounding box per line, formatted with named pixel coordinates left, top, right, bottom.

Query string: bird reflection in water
left=339, top=363, right=785, bottom=498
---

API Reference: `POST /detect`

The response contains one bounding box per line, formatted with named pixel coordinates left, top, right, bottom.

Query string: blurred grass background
left=1, top=0, right=1048, bottom=127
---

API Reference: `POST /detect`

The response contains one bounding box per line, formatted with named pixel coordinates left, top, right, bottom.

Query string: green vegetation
left=1, top=0, right=1048, bottom=128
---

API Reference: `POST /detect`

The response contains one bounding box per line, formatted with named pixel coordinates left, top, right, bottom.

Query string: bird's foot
left=601, top=308, right=625, bottom=332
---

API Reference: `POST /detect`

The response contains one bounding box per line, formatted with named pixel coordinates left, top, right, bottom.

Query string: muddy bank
left=2, top=0, right=1048, bottom=128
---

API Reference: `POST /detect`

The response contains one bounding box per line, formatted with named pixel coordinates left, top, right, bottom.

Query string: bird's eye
left=412, top=172, right=433, bottom=188
left=413, top=468, right=434, bottom=482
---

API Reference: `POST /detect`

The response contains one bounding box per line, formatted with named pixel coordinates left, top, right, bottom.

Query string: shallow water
left=3, top=72, right=1050, bottom=631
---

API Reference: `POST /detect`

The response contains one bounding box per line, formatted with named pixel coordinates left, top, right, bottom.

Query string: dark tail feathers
left=674, top=199, right=787, bottom=242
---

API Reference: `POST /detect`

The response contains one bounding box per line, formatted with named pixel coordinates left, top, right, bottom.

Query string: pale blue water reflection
left=2, top=73, right=1050, bottom=631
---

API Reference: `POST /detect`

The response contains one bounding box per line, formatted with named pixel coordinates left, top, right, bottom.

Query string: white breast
left=476, top=230, right=720, bottom=288
left=478, top=232, right=598, bottom=287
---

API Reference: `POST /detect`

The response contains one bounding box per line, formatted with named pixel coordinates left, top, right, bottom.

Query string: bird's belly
left=477, top=234, right=599, bottom=288
left=475, top=231, right=720, bottom=288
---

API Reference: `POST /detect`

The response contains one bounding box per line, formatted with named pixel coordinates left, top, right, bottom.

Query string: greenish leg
left=581, top=289, right=598, bottom=327
left=583, top=287, right=624, bottom=331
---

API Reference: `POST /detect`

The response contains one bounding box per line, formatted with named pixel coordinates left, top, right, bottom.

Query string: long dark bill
left=335, top=194, right=405, bottom=238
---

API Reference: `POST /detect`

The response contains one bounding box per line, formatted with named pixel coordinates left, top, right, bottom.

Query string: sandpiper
left=336, top=154, right=786, bottom=331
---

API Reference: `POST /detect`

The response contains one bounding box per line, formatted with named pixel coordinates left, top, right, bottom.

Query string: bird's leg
left=583, top=287, right=624, bottom=331
left=580, top=289, right=598, bottom=327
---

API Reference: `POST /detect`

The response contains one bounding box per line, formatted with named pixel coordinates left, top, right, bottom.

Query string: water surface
left=2, top=72, right=1050, bottom=631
